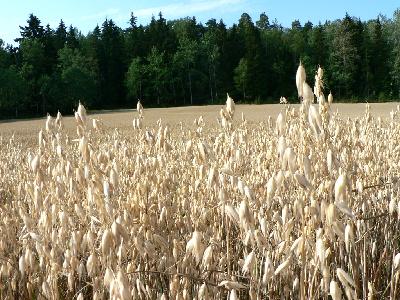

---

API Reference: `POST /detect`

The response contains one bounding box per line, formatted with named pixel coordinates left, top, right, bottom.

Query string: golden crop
left=0, top=65, right=399, bottom=299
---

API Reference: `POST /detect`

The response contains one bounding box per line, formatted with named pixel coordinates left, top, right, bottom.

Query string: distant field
left=1, top=102, right=398, bottom=136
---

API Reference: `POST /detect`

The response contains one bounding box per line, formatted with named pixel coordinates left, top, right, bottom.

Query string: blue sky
left=1, top=0, right=399, bottom=45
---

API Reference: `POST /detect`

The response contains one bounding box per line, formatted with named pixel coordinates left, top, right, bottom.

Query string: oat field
left=1, top=68, right=400, bottom=299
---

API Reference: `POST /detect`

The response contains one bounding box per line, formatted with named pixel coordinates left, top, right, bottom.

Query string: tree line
left=1, top=10, right=400, bottom=117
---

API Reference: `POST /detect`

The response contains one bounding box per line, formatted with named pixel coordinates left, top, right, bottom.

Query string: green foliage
left=389, top=9, right=400, bottom=98
left=99, top=19, right=126, bottom=108
left=256, top=12, right=270, bottom=30
left=126, top=57, right=143, bottom=100
left=329, top=15, right=361, bottom=98
left=20, top=39, right=45, bottom=73
left=0, top=39, right=10, bottom=68
left=0, top=66, right=27, bottom=116
left=57, top=46, right=98, bottom=109
left=18, top=14, right=44, bottom=41
left=234, top=58, right=249, bottom=100
left=174, top=36, right=198, bottom=105
left=1, top=10, right=400, bottom=118
left=237, top=14, right=268, bottom=99
left=201, top=26, right=220, bottom=103
left=146, top=47, right=166, bottom=105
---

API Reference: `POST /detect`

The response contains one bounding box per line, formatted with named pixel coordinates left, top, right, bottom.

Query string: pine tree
left=17, top=14, right=44, bottom=41
left=329, top=14, right=360, bottom=98
left=237, top=13, right=268, bottom=100
left=370, top=18, right=389, bottom=98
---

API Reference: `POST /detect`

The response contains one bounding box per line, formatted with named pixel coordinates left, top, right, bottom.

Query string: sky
left=1, top=0, right=399, bottom=46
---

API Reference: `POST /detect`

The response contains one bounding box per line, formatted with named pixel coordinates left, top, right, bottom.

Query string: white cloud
left=133, top=0, right=245, bottom=19
left=81, top=8, right=120, bottom=21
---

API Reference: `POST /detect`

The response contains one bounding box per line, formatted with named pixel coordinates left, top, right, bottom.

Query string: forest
left=0, top=10, right=400, bottom=117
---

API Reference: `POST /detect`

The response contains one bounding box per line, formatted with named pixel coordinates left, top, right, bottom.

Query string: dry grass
left=1, top=92, right=400, bottom=299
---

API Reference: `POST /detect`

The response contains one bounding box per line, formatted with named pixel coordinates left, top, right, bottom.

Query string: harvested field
left=1, top=102, right=399, bottom=140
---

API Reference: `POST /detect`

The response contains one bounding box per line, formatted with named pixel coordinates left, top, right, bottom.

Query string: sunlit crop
left=0, top=64, right=399, bottom=299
